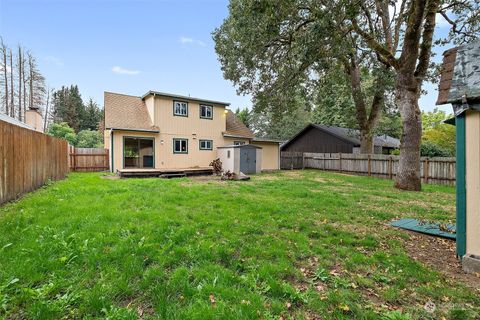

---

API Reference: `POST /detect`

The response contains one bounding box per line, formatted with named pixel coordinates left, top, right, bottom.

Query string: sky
left=0, top=0, right=454, bottom=114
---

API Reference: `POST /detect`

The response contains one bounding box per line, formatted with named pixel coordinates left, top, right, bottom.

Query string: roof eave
left=223, top=133, right=255, bottom=139
left=107, top=127, right=160, bottom=133
left=142, top=90, right=231, bottom=106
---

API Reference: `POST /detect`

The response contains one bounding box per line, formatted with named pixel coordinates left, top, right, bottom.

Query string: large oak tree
left=213, top=0, right=394, bottom=154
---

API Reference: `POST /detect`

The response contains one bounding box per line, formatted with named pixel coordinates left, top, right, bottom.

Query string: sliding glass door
left=123, top=137, right=154, bottom=168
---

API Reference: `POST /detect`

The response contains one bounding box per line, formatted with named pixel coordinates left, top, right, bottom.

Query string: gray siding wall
left=282, top=127, right=355, bottom=153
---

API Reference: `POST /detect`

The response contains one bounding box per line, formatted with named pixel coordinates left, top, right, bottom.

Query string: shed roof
left=224, top=110, right=255, bottom=139
left=104, top=92, right=158, bottom=132
left=436, top=48, right=458, bottom=105
left=281, top=124, right=400, bottom=150
left=437, top=40, right=480, bottom=108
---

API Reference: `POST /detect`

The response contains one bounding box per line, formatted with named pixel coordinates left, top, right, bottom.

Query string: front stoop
left=462, top=254, right=480, bottom=273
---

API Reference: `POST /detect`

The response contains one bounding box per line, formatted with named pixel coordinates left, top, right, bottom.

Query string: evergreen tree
left=51, top=85, right=90, bottom=132
left=82, top=98, right=103, bottom=131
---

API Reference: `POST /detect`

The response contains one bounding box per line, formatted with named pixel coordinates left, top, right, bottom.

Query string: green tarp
left=391, top=219, right=456, bottom=240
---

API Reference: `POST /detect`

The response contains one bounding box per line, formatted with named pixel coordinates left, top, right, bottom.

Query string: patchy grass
left=0, top=170, right=477, bottom=319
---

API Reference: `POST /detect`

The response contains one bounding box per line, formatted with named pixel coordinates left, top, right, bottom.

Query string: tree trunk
left=9, top=49, right=14, bottom=118
left=360, top=131, right=374, bottom=154
left=17, top=47, right=22, bottom=121
left=2, top=43, right=8, bottom=115
left=394, top=77, right=422, bottom=191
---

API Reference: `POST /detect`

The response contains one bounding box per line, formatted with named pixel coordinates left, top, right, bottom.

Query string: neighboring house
left=103, top=91, right=280, bottom=173
left=281, top=124, right=400, bottom=154
left=0, top=108, right=44, bottom=133
left=436, top=40, right=480, bottom=271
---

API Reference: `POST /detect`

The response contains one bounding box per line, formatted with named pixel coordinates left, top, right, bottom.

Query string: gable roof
left=104, top=92, right=157, bottom=131
left=224, top=110, right=255, bottom=138
left=142, top=90, right=230, bottom=106
left=281, top=124, right=400, bottom=150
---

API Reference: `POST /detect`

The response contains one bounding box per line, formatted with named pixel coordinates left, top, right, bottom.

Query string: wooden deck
left=117, top=167, right=214, bottom=178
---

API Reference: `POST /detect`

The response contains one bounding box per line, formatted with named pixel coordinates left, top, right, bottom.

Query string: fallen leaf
left=209, top=294, right=216, bottom=306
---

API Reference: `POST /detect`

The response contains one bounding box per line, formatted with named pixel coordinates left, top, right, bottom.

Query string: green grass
left=0, top=170, right=477, bottom=319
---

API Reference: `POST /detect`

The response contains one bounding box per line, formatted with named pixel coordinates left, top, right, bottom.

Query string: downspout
left=456, top=111, right=466, bottom=258
left=110, top=129, right=114, bottom=172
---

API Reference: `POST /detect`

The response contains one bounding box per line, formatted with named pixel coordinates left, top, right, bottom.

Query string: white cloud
left=112, top=66, right=140, bottom=75
left=179, top=36, right=205, bottom=47
left=45, top=55, right=64, bottom=67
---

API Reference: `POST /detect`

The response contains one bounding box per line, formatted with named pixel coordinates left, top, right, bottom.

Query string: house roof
left=104, top=92, right=158, bottom=132
left=142, top=90, right=230, bottom=106
left=0, top=113, right=35, bottom=130
left=281, top=124, right=400, bottom=150
left=224, top=110, right=255, bottom=139
left=437, top=40, right=480, bottom=110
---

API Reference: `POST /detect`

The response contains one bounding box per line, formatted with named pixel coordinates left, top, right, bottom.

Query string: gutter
left=107, top=127, right=160, bottom=133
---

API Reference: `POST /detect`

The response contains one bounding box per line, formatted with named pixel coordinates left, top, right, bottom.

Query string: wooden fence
left=281, top=152, right=456, bottom=186
left=69, top=147, right=109, bottom=172
left=0, top=119, right=69, bottom=204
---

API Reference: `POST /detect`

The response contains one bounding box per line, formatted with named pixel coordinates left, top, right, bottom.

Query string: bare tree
left=0, top=39, right=8, bottom=116
left=9, top=48, right=14, bottom=118
left=17, top=46, right=23, bottom=121
left=27, top=52, right=46, bottom=111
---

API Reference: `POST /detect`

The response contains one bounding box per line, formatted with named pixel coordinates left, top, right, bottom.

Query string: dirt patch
left=101, top=174, right=120, bottom=180
left=400, top=230, right=480, bottom=291
left=283, top=171, right=303, bottom=178
left=254, top=175, right=280, bottom=181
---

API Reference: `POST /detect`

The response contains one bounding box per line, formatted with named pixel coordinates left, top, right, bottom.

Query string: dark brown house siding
left=282, top=126, right=354, bottom=153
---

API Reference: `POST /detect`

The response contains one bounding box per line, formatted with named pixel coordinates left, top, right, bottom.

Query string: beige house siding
left=465, top=110, right=480, bottom=256
left=145, top=96, right=155, bottom=124
left=110, top=130, right=159, bottom=171
left=104, top=92, right=280, bottom=173
left=150, top=96, right=227, bottom=168
left=254, top=141, right=280, bottom=170
left=223, top=137, right=250, bottom=145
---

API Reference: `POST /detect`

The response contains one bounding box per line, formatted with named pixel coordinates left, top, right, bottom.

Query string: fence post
left=370, top=154, right=373, bottom=176
left=71, top=147, right=76, bottom=171
left=424, top=158, right=429, bottom=183
left=339, top=153, right=342, bottom=172
left=290, top=154, right=293, bottom=170
left=302, top=153, right=305, bottom=170
left=388, top=156, right=393, bottom=179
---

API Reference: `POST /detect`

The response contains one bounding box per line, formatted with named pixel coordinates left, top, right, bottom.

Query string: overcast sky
left=0, top=0, right=453, bottom=113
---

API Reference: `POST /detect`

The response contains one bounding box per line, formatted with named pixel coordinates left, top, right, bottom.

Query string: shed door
left=240, top=148, right=256, bottom=174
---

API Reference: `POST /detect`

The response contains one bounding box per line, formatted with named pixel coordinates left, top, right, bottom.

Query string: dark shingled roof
left=282, top=124, right=400, bottom=150
left=436, top=48, right=458, bottom=105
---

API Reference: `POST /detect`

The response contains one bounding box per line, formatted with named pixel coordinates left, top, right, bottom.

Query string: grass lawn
left=0, top=170, right=478, bottom=319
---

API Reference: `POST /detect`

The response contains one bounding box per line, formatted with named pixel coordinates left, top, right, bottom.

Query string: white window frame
left=200, top=104, right=213, bottom=119
left=173, top=101, right=188, bottom=117
left=234, top=141, right=246, bottom=146
left=199, top=139, right=213, bottom=150
left=173, top=138, right=188, bottom=154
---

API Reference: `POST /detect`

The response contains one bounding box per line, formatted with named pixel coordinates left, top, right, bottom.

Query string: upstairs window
left=234, top=141, right=246, bottom=146
left=173, top=138, right=188, bottom=153
left=200, top=104, right=213, bottom=119
left=199, top=139, right=213, bottom=150
left=174, top=101, right=188, bottom=117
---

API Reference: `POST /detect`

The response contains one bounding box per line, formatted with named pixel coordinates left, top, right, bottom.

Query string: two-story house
left=103, top=91, right=280, bottom=175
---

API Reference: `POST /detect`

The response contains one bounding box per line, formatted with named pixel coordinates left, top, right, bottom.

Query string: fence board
left=70, top=148, right=109, bottom=172
left=0, top=119, right=69, bottom=204
left=281, top=152, right=456, bottom=186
